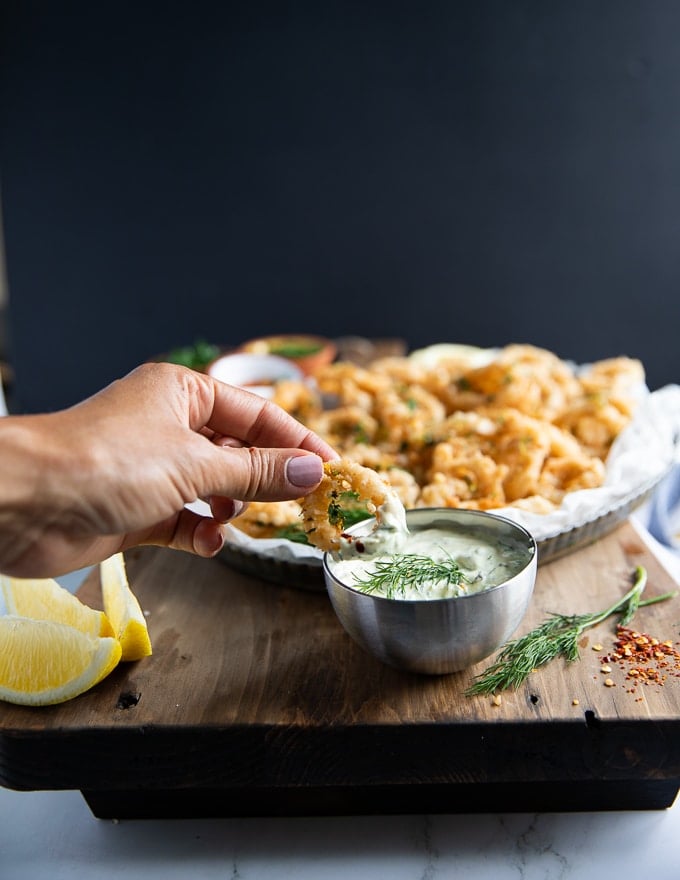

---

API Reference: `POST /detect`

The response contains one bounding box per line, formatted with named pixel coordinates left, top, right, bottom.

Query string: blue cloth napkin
left=646, top=464, right=680, bottom=553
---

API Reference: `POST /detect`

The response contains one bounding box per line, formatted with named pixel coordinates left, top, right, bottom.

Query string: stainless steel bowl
left=323, top=508, right=537, bottom=675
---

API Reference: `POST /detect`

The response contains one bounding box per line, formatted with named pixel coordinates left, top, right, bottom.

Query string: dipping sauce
left=329, top=520, right=534, bottom=601
left=335, top=492, right=410, bottom=560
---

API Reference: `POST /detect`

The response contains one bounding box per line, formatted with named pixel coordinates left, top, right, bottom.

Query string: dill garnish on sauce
left=352, top=552, right=473, bottom=599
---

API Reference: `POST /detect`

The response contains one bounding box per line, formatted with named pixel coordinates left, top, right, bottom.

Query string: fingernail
left=286, top=454, right=323, bottom=488
left=229, top=499, right=245, bottom=519
left=195, top=522, right=225, bottom=557
left=206, top=529, right=225, bottom=555
left=209, top=497, right=245, bottom=522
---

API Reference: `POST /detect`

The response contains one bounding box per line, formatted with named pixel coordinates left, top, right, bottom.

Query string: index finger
left=199, top=374, right=338, bottom=460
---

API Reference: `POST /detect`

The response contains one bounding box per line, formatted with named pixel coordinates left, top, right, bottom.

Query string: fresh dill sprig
left=465, top=565, right=677, bottom=696
left=352, top=552, right=472, bottom=599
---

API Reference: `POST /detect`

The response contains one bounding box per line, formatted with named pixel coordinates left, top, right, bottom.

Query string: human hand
left=0, top=362, right=338, bottom=577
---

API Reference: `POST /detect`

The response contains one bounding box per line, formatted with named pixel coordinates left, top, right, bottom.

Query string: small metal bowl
left=323, top=508, right=537, bottom=675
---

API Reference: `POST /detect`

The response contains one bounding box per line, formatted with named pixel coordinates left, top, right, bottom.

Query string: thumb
left=125, top=448, right=326, bottom=558
left=203, top=446, right=326, bottom=502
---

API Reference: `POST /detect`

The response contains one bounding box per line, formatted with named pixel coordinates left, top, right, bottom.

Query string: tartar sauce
left=335, top=492, right=410, bottom=560
left=331, top=519, right=532, bottom=601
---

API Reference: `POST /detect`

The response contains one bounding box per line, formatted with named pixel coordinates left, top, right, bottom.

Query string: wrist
left=0, top=415, right=68, bottom=574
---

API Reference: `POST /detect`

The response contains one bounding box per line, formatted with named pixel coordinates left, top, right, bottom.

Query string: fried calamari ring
left=230, top=500, right=303, bottom=539
left=300, top=459, right=397, bottom=552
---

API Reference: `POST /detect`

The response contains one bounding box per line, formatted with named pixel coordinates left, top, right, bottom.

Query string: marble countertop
left=2, top=784, right=680, bottom=878
left=2, top=516, right=680, bottom=878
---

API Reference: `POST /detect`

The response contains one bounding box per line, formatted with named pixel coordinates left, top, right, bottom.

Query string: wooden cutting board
left=2, top=520, right=680, bottom=819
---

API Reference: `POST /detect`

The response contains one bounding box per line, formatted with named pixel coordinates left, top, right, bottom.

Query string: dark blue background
left=1, top=2, right=679, bottom=411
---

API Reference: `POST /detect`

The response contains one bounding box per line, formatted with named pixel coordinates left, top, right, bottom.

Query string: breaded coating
left=231, top=500, right=303, bottom=539
left=300, top=460, right=396, bottom=552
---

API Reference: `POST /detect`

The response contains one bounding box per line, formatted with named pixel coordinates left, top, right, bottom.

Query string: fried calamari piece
left=372, top=384, right=446, bottom=448
left=231, top=500, right=304, bottom=540
left=418, top=444, right=508, bottom=509
left=556, top=390, right=638, bottom=460
left=578, top=356, right=645, bottom=397
left=300, top=459, right=400, bottom=552
left=331, top=444, right=420, bottom=506
left=445, top=344, right=582, bottom=420
left=271, top=379, right=322, bottom=423
left=536, top=455, right=607, bottom=505
left=307, top=405, right=379, bottom=448
left=314, top=362, right=391, bottom=410
left=553, top=356, right=644, bottom=459
left=379, top=466, right=422, bottom=508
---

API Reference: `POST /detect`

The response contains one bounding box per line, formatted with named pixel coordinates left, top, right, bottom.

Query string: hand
left=0, top=362, right=338, bottom=577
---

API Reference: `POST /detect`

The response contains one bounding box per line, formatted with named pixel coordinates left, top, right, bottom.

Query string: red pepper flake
left=600, top=626, right=680, bottom=692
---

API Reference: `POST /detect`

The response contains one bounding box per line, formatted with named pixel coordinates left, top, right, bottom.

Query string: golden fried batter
left=300, top=459, right=398, bottom=552
left=261, top=345, right=644, bottom=526
left=231, top=500, right=303, bottom=539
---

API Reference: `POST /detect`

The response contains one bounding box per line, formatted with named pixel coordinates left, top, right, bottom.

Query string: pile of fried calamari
left=232, top=344, right=645, bottom=542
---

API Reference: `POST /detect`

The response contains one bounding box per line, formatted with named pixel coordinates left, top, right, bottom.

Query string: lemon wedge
left=0, top=615, right=122, bottom=706
left=100, top=553, right=152, bottom=661
left=0, top=573, right=114, bottom=638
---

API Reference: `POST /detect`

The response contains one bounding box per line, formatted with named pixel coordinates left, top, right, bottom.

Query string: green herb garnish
left=353, top=425, right=372, bottom=444
left=165, top=339, right=220, bottom=370
left=342, top=506, right=373, bottom=528
left=328, top=495, right=345, bottom=529
left=274, top=524, right=310, bottom=544
left=269, top=341, right=323, bottom=358
left=273, top=493, right=372, bottom=546
left=353, top=552, right=472, bottom=599
left=326, top=491, right=372, bottom=533
left=465, top=566, right=676, bottom=696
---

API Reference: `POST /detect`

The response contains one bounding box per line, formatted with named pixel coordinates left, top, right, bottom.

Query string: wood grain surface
left=2, top=520, right=680, bottom=817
